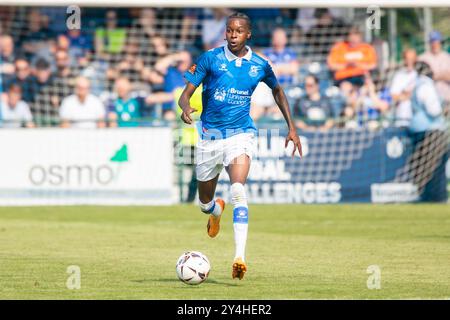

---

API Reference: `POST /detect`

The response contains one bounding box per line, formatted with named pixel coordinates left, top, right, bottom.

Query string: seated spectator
left=146, top=51, right=193, bottom=120
left=133, top=8, right=157, bottom=57
left=30, top=38, right=57, bottom=72
left=327, top=26, right=377, bottom=86
left=107, top=77, right=141, bottom=127
left=242, top=8, right=282, bottom=47
left=295, top=8, right=348, bottom=33
left=30, top=58, right=54, bottom=98
left=20, top=10, right=53, bottom=59
left=53, top=48, right=77, bottom=80
left=65, top=29, right=93, bottom=64
left=141, top=35, right=170, bottom=80
left=343, top=74, right=389, bottom=129
left=390, top=48, right=418, bottom=127
left=293, top=75, right=334, bottom=130
left=56, top=34, right=76, bottom=67
left=0, top=35, right=16, bottom=77
left=6, top=58, right=35, bottom=103
left=202, top=8, right=230, bottom=50
left=107, top=38, right=145, bottom=85
left=49, top=49, right=78, bottom=108
left=95, top=10, right=127, bottom=60
left=418, top=31, right=450, bottom=103
left=0, top=84, right=34, bottom=128
left=38, top=7, right=67, bottom=35
left=59, top=77, right=105, bottom=129
left=263, top=28, right=299, bottom=86
left=179, top=8, right=202, bottom=49
left=304, top=9, right=347, bottom=60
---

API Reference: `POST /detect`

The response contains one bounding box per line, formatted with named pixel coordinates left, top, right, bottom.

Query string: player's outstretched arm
left=272, top=85, right=303, bottom=158
left=178, top=82, right=198, bottom=124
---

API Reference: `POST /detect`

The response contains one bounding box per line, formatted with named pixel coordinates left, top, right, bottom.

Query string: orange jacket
left=327, top=41, right=377, bottom=80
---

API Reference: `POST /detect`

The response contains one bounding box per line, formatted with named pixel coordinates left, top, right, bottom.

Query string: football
left=176, top=251, right=211, bottom=285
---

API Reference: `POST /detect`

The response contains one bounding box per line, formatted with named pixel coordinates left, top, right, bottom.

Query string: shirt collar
left=224, top=45, right=252, bottom=62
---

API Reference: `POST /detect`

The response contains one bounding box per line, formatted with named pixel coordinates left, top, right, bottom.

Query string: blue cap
left=429, top=30, right=442, bottom=43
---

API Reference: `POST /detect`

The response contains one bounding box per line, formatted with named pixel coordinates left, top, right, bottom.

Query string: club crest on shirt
left=219, top=63, right=228, bottom=72
left=188, top=64, right=197, bottom=74
left=248, top=65, right=260, bottom=77
left=213, top=88, right=226, bottom=102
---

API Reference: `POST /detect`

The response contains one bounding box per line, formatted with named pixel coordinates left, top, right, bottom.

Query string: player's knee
left=230, top=183, right=247, bottom=207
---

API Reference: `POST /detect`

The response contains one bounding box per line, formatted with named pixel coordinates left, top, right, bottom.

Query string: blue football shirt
left=184, top=45, right=279, bottom=139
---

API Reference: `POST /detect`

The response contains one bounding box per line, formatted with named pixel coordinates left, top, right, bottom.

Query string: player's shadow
left=131, top=278, right=238, bottom=287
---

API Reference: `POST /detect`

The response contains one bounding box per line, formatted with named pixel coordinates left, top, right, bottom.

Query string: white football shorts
left=196, top=132, right=257, bottom=182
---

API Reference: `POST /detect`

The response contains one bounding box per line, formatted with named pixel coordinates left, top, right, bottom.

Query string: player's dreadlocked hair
left=227, top=12, right=252, bottom=31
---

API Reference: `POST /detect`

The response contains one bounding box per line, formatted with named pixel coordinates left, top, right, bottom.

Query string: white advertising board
left=0, top=128, right=174, bottom=205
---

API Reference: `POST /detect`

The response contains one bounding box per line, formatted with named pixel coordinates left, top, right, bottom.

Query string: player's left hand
left=285, top=129, right=302, bottom=158
left=180, top=106, right=198, bottom=125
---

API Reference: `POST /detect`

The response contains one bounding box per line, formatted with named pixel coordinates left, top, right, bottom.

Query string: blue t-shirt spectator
left=67, top=30, right=93, bottom=59
left=109, top=97, right=141, bottom=127
left=263, top=47, right=298, bottom=85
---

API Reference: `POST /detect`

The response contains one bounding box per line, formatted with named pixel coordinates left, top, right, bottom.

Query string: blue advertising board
left=215, top=128, right=448, bottom=203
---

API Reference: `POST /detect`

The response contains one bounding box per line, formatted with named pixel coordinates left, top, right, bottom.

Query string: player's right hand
left=180, top=106, right=198, bottom=124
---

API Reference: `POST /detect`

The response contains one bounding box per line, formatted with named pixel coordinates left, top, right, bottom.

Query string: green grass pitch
left=0, top=204, right=449, bottom=299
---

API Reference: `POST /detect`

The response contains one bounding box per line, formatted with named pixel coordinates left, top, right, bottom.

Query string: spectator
left=327, top=26, right=377, bottom=86
left=202, top=8, right=230, bottom=50
left=304, top=9, right=347, bottom=60
left=179, top=8, right=202, bottom=50
left=59, top=77, right=105, bottom=129
left=95, top=10, right=127, bottom=60
left=418, top=31, right=450, bottom=103
left=295, top=8, right=348, bottom=33
left=138, top=8, right=157, bottom=37
left=0, top=84, right=34, bottom=128
left=31, top=58, right=53, bottom=95
left=141, top=35, right=170, bottom=82
left=293, top=75, right=334, bottom=130
left=48, top=49, right=78, bottom=108
left=408, top=61, right=447, bottom=202
left=20, top=10, right=53, bottom=59
left=107, top=77, right=141, bottom=127
left=133, top=8, right=157, bottom=58
left=6, top=58, right=35, bottom=103
left=339, top=80, right=359, bottom=127
left=0, top=35, right=16, bottom=77
left=53, top=49, right=76, bottom=80
left=55, top=34, right=84, bottom=69
left=353, top=74, right=389, bottom=129
left=390, top=48, right=418, bottom=127
left=409, top=62, right=445, bottom=133
left=30, top=38, right=57, bottom=72
left=146, top=51, right=193, bottom=120
left=65, top=28, right=93, bottom=64
left=242, top=8, right=281, bottom=47
left=263, top=28, right=299, bottom=86
left=107, top=38, right=144, bottom=85
left=38, top=7, right=67, bottom=35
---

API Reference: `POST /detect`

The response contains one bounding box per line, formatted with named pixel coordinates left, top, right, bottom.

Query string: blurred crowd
left=0, top=7, right=449, bottom=131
